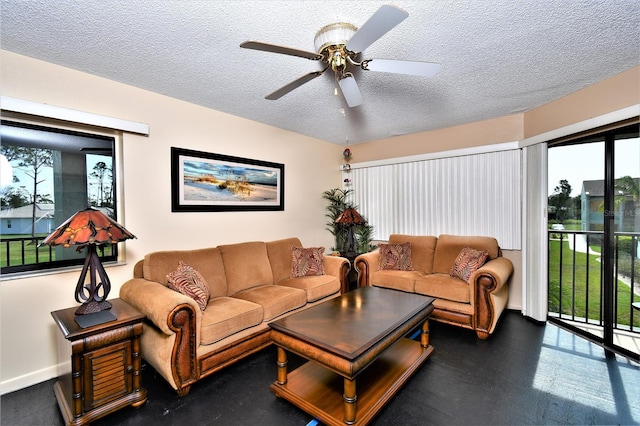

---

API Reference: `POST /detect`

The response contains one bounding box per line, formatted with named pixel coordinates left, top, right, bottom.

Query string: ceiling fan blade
left=345, top=5, right=409, bottom=53
left=338, top=75, right=363, bottom=108
left=240, top=41, right=322, bottom=60
left=265, top=69, right=326, bottom=100
left=364, top=59, right=441, bottom=77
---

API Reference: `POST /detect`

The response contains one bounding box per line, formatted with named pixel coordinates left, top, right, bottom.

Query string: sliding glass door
left=610, top=130, right=640, bottom=357
left=547, top=123, right=639, bottom=361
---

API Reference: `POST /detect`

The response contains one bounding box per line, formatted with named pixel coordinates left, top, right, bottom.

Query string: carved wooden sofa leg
left=476, top=330, right=490, bottom=340
left=177, top=385, right=192, bottom=398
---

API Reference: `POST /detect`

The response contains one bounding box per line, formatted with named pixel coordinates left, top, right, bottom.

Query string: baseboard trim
left=0, top=362, right=66, bottom=395
left=507, top=302, right=522, bottom=312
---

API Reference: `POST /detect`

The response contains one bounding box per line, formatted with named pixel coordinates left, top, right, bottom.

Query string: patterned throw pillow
left=166, top=261, right=210, bottom=312
left=450, top=247, right=489, bottom=282
left=379, top=242, right=414, bottom=270
left=290, top=246, right=325, bottom=278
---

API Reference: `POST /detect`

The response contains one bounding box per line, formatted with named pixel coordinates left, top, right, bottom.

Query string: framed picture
left=171, top=147, right=284, bottom=212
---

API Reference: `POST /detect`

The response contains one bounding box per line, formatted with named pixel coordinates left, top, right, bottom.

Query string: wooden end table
left=268, top=286, right=434, bottom=425
left=51, top=298, right=147, bottom=426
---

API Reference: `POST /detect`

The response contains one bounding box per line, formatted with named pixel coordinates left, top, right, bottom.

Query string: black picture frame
left=171, top=147, right=284, bottom=212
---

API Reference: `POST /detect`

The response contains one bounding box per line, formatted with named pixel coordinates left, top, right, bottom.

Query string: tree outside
left=1, top=145, right=53, bottom=237
left=614, top=175, right=640, bottom=232
left=548, top=179, right=573, bottom=223
left=89, top=161, right=114, bottom=207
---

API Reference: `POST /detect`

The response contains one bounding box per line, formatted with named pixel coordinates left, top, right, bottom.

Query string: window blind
left=343, top=149, right=522, bottom=249
left=522, top=142, right=548, bottom=321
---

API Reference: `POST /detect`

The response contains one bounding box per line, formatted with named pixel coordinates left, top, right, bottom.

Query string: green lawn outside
left=0, top=234, right=53, bottom=267
left=548, top=238, right=640, bottom=328
left=563, top=219, right=582, bottom=230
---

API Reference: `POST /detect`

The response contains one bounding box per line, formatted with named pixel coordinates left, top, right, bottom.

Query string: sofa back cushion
left=265, top=237, right=303, bottom=283
left=219, top=241, right=274, bottom=295
left=143, top=248, right=228, bottom=298
left=432, top=234, right=500, bottom=274
left=388, top=234, right=438, bottom=274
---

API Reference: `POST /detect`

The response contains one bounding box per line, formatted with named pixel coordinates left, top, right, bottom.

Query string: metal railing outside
left=1, top=236, right=53, bottom=268
left=548, top=230, right=640, bottom=334
left=1, top=236, right=115, bottom=273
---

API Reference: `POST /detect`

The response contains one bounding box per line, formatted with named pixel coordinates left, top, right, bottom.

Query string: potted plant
left=322, top=188, right=374, bottom=256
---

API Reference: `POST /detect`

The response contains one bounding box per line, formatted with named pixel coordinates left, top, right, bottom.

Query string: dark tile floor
left=2, top=310, right=639, bottom=425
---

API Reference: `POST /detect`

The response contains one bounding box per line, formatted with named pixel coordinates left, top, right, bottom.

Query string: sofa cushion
left=143, top=248, right=228, bottom=298
left=219, top=241, right=274, bottom=295
left=166, top=261, right=210, bottom=312
left=290, top=246, right=325, bottom=278
left=200, top=297, right=263, bottom=345
left=389, top=234, right=437, bottom=273
left=232, top=285, right=307, bottom=321
left=371, top=270, right=420, bottom=293
left=379, top=242, right=414, bottom=270
left=433, top=234, right=499, bottom=274
left=266, top=237, right=303, bottom=283
left=415, top=273, right=471, bottom=304
left=450, top=247, right=489, bottom=282
left=278, top=275, right=340, bottom=302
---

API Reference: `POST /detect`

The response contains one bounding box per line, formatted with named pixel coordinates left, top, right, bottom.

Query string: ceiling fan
left=240, top=4, right=441, bottom=108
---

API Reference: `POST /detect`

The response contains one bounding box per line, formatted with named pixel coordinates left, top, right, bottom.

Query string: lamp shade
left=42, top=207, right=135, bottom=247
left=335, top=207, right=365, bottom=225
left=41, top=207, right=136, bottom=317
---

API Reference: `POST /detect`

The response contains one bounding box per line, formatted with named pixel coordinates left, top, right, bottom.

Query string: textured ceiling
left=1, top=1, right=639, bottom=145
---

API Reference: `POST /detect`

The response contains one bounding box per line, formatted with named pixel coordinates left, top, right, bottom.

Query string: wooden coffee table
left=268, top=286, right=434, bottom=425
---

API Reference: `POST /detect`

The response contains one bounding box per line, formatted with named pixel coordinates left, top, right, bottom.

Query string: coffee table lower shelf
left=270, top=338, right=434, bottom=426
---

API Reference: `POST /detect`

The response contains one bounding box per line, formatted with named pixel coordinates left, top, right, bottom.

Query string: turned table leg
left=421, top=319, right=430, bottom=348
left=276, top=347, right=288, bottom=385
left=343, top=377, right=357, bottom=424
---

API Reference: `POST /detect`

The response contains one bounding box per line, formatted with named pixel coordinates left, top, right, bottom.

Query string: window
left=0, top=120, right=117, bottom=274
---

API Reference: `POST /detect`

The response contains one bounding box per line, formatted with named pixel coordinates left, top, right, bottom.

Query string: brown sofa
left=354, top=234, right=513, bottom=339
left=119, top=237, right=349, bottom=396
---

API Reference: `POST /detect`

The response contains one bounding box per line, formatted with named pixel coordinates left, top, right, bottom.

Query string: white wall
left=0, top=50, right=344, bottom=394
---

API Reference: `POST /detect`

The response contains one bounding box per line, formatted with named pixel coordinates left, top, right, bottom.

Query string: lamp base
left=75, top=300, right=112, bottom=315
left=74, top=310, right=117, bottom=329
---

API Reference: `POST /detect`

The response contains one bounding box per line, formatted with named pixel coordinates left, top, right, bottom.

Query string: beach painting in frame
left=171, top=147, right=284, bottom=212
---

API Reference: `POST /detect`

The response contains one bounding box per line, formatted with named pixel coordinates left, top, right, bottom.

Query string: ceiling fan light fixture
left=314, top=22, right=357, bottom=54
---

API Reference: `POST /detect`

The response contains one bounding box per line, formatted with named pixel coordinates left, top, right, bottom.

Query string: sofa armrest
left=119, top=278, right=202, bottom=336
left=120, top=278, right=200, bottom=396
left=471, top=257, right=513, bottom=294
left=470, top=257, right=513, bottom=339
left=323, top=255, right=351, bottom=293
left=354, top=249, right=381, bottom=288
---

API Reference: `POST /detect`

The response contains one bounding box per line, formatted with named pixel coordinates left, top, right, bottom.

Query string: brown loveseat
left=120, top=237, right=349, bottom=396
left=354, top=234, right=513, bottom=339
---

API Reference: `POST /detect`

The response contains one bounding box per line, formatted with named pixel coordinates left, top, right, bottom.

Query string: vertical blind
left=344, top=149, right=522, bottom=250
left=522, top=142, right=548, bottom=321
